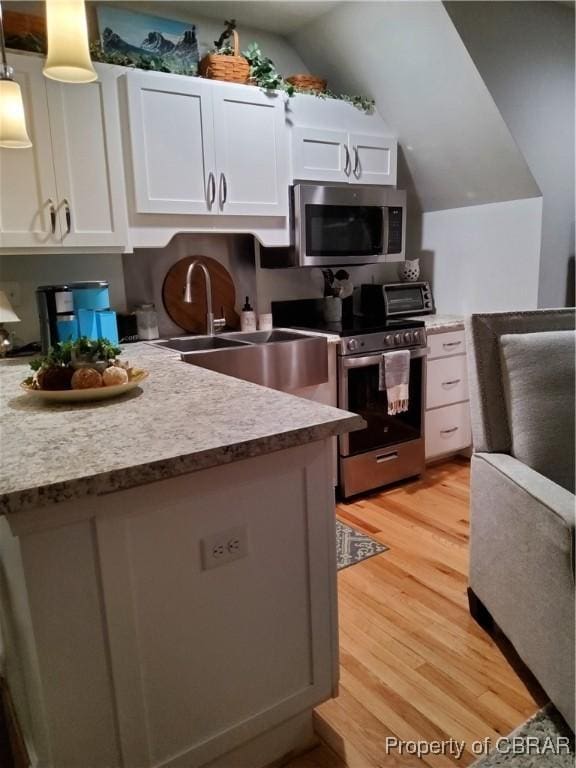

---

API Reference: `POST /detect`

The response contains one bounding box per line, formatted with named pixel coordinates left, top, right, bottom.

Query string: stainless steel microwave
left=291, top=184, right=406, bottom=267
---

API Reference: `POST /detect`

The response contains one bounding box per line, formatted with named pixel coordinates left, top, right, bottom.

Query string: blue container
left=56, top=316, right=79, bottom=343
left=72, top=282, right=110, bottom=312
left=96, top=311, right=119, bottom=345
left=77, top=308, right=98, bottom=339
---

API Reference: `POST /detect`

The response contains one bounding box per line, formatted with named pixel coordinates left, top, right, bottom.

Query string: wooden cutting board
left=162, top=256, right=240, bottom=334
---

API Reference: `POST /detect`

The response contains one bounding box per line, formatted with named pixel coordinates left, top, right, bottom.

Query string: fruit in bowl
left=25, top=338, right=134, bottom=391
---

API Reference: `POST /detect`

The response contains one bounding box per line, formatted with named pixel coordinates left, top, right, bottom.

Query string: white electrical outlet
left=201, top=526, right=248, bottom=571
left=0, top=282, right=21, bottom=307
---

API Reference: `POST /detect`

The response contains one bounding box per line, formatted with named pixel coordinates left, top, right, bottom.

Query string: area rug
left=471, top=705, right=574, bottom=767
left=336, top=520, right=389, bottom=571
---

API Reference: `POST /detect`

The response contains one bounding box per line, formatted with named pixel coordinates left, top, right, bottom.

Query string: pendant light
left=43, top=0, right=97, bottom=84
left=0, top=1, right=32, bottom=148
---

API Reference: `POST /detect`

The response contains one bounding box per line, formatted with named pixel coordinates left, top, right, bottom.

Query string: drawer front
left=425, top=402, right=471, bottom=459
left=426, top=356, right=469, bottom=409
left=427, top=330, right=466, bottom=360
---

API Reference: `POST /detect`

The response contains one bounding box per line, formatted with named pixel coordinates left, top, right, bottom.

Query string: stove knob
left=394, top=333, right=402, bottom=344
left=347, top=338, right=358, bottom=352
left=404, top=332, right=413, bottom=344
left=385, top=334, right=393, bottom=345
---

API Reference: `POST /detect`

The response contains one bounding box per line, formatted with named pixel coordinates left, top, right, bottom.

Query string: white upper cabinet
left=46, top=67, right=128, bottom=248
left=126, top=76, right=288, bottom=218
left=289, top=94, right=397, bottom=187
left=212, top=84, right=288, bottom=216
left=349, top=132, right=397, bottom=186
left=0, top=54, right=127, bottom=250
left=0, top=55, right=59, bottom=249
left=126, top=72, right=215, bottom=215
left=292, top=127, right=350, bottom=184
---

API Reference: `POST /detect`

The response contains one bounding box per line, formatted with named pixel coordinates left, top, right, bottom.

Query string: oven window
left=306, top=205, right=383, bottom=258
left=386, top=285, right=424, bottom=312
left=346, top=357, right=423, bottom=455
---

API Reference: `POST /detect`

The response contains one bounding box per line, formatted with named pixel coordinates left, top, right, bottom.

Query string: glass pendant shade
left=43, top=0, right=97, bottom=83
left=0, top=77, right=32, bottom=148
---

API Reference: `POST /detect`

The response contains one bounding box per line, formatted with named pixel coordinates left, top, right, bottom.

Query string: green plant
left=89, top=41, right=197, bottom=77
left=30, top=337, right=121, bottom=373
left=243, top=43, right=295, bottom=94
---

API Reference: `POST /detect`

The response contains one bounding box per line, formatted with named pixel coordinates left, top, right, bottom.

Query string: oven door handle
left=341, top=347, right=427, bottom=369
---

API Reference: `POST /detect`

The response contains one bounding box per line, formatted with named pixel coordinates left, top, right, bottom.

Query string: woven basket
left=199, top=30, right=250, bottom=84
left=286, top=74, right=327, bottom=93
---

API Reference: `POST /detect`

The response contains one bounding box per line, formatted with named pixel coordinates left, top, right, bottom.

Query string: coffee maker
left=36, top=282, right=118, bottom=353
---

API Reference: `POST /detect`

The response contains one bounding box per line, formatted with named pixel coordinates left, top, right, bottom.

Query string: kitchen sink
left=151, top=330, right=328, bottom=392
left=152, top=336, right=251, bottom=353
left=221, top=330, right=311, bottom=344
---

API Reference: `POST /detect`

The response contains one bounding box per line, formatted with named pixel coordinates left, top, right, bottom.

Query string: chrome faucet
left=183, top=261, right=225, bottom=335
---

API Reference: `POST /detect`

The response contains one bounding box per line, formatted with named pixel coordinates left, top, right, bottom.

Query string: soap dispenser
left=240, top=297, right=256, bottom=332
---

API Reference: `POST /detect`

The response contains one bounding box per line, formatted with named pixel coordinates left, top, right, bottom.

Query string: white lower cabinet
left=0, top=53, right=127, bottom=250
left=424, top=329, right=472, bottom=461
left=1, top=442, right=337, bottom=768
left=425, top=402, right=472, bottom=459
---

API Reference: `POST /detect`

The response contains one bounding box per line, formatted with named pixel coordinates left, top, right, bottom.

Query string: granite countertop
left=408, top=314, right=466, bottom=335
left=0, top=343, right=363, bottom=516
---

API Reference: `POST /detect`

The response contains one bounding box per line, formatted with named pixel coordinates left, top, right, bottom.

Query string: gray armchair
left=466, top=309, right=575, bottom=730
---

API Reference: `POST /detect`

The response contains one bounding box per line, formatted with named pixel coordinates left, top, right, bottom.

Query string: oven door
left=293, top=185, right=405, bottom=267
left=339, top=348, right=426, bottom=457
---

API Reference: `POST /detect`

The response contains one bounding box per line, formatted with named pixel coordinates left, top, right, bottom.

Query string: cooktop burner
left=271, top=298, right=426, bottom=337
left=291, top=316, right=425, bottom=337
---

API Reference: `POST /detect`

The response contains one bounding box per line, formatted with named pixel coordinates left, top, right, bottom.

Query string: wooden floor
left=286, top=459, right=539, bottom=768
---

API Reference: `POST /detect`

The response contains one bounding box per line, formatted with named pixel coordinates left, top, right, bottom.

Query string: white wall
left=417, top=197, right=542, bottom=314
left=0, top=254, right=126, bottom=345
left=445, top=1, right=575, bottom=309
left=289, top=1, right=539, bottom=212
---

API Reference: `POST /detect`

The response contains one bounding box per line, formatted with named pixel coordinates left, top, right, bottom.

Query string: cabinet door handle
left=207, top=172, right=216, bottom=207
left=353, top=146, right=360, bottom=176
left=443, top=341, right=462, bottom=349
left=343, top=144, right=351, bottom=176
left=376, top=451, right=398, bottom=464
left=48, top=199, right=56, bottom=234
left=442, top=378, right=461, bottom=387
left=219, top=173, right=227, bottom=206
left=63, top=199, right=71, bottom=234
left=440, top=427, right=459, bottom=435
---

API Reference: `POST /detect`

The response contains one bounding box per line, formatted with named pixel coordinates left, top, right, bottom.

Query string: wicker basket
left=199, top=30, right=250, bottom=84
left=286, top=74, right=327, bottom=93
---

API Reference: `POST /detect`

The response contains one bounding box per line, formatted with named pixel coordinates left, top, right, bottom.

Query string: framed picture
left=96, top=5, right=199, bottom=74
left=4, top=10, right=46, bottom=54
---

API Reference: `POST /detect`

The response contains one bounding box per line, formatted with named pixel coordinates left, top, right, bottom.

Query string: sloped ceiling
left=289, top=1, right=541, bottom=212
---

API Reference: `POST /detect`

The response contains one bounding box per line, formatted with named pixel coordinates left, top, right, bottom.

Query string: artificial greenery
left=89, top=41, right=197, bottom=77
left=90, top=26, right=374, bottom=113
left=243, top=43, right=294, bottom=94
left=30, top=337, right=121, bottom=372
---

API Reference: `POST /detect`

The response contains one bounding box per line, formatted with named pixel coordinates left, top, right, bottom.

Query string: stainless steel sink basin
left=153, top=336, right=251, bottom=353
left=151, top=330, right=328, bottom=391
left=221, top=330, right=311, bottom=344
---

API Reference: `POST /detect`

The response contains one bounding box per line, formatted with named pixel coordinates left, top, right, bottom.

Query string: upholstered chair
left=466, top=309, right=575, bottom=731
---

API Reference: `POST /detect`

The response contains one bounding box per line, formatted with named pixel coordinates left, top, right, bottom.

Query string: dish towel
left=379, top=349, right=411, bottom=415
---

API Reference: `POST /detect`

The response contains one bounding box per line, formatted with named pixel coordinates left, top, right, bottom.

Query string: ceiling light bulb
left=0, top=74, right=32, bottom=148
left=43, top=0, right=97, bottom=84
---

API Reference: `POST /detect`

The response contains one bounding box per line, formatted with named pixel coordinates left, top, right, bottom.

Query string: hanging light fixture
left=43, top=0, right=97, bottom=84
left=0, top=1, right=32, bottom=148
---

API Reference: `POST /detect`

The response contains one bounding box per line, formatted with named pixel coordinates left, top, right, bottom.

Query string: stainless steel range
left=271, top=297, right=427, bottom=498
left=336, top=320, right=427, bottom=498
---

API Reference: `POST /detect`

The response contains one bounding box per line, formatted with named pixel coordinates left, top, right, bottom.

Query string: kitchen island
left=0, top=344, right=363, bottom=768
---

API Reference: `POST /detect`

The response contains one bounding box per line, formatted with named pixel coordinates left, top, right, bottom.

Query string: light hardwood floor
left=286, top=458, right=539, bottom=768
